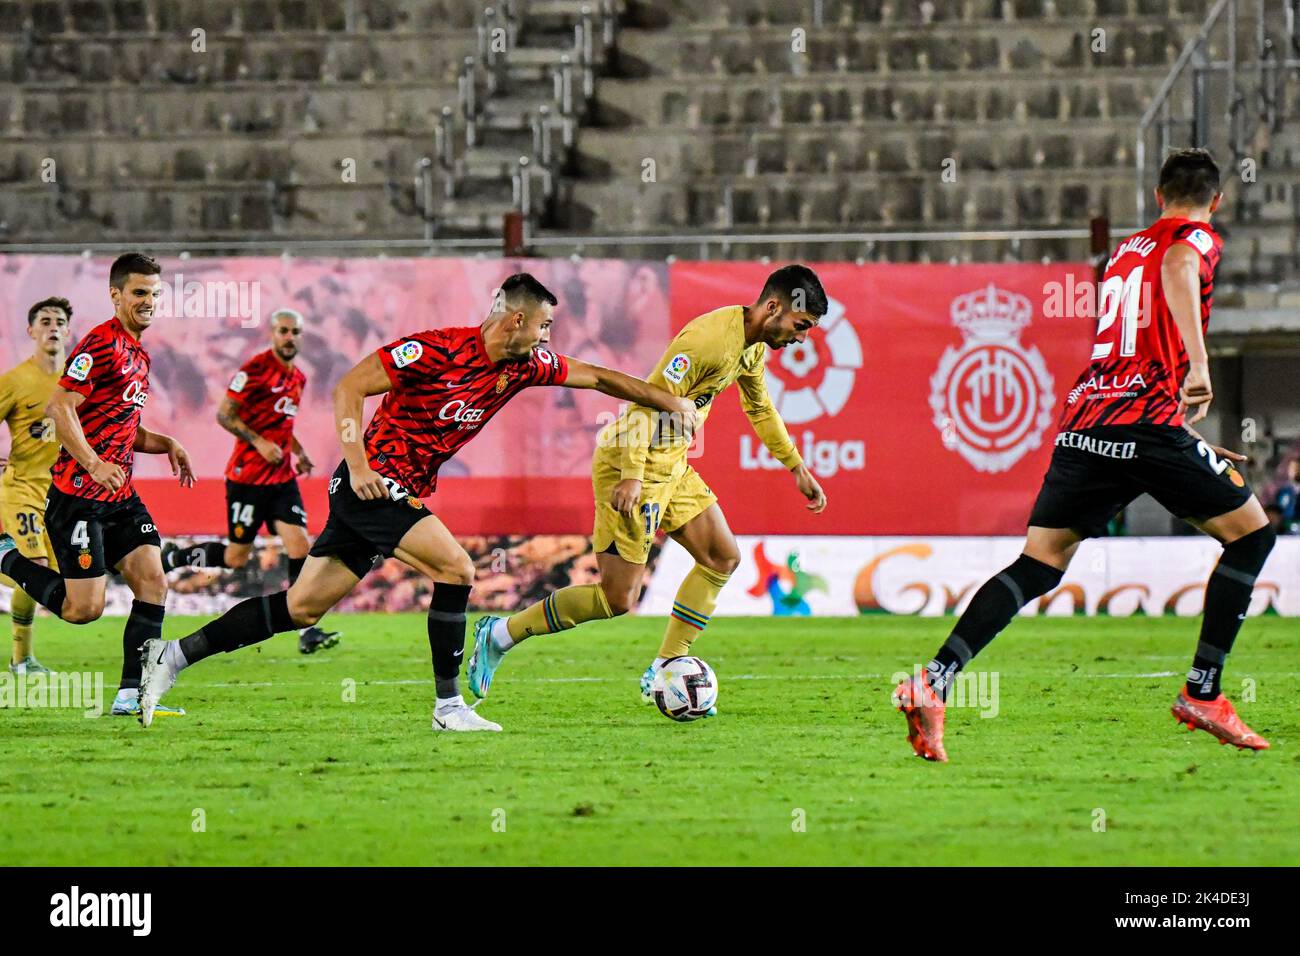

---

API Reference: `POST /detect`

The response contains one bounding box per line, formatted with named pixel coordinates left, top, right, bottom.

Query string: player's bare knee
left=62, top=599, right=104, bottom=624
left=603, top=584, right=636, bottom=617
left=697, top=544, right=739, bottom=576
left=134, top=573, right=168, bottom=604
left=711, top=549, right=740, bottom=576
left=225, top=549, right=251, bottom=570
left=286, top=591, right=321, bottom=627
left=439, top=551, right=475, bottom=587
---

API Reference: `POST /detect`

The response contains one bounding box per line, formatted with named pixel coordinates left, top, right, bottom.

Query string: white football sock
left=166, top=640, right=189, bottom=671
left=435, top=694, right=465, bottom=711
left=116, top=687, right=139, bottom=700
left=652, top=657, right=666, bottom=669
left=490, top=617, right=514, bottom=652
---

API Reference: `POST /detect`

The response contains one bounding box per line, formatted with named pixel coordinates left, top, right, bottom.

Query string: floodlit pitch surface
left=2, top=614, right=1295, bottom=866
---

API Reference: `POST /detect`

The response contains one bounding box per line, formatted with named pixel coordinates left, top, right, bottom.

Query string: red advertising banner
left=669, top=261, right=1096, bottom=535
left=0, top=255, right=1092, bottom=536
left=0, top=255, right=670, bottom=535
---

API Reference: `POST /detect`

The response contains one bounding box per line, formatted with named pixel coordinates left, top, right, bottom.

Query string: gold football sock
left=11, top=587, right=36, bottom=664
left=659, top=563, right=731, bottom=659
left=508, top=584, right=614, bottom=640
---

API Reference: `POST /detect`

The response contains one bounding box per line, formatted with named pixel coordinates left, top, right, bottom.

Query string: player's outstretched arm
left=217, top=395, right=282, bottom=465
left=46, top=386, right=126, bottom=493
left=332, top=352, right=390, bottom=501
left=1163, top=243, right=1213, bottom=425
left=134, top=425, right=196, bottom=487
left=563, top=357, right=699, bottom=518
left=562, top=357, right=698, bottom=432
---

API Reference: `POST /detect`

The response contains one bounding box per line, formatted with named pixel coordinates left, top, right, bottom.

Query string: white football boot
left=138, top=638, right=184, bottom=728
left=432, top=697, right=502, bottom=732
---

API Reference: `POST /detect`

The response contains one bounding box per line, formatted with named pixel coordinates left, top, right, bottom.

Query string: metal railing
left=1136, top=0, right=1238, bottom=222
left=1137, top=0, right=1300, bottom=222
left=0, top=226, right=1116, bottom=259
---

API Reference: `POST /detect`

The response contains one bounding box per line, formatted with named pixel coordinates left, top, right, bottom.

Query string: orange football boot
left=1171, top=687, right=1270, bottom=751
left=893, top=675, right=948, bottom=762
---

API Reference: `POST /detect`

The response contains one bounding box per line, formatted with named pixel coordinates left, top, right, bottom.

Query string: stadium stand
left=0, top=0, right=484, bottom=238
left=0, top=0, right=1296, bottom=288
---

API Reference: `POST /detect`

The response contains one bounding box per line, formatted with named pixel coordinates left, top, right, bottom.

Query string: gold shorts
left=591, top=456, right=718, bottom=565
left=0, top=483, right=56, bottom=566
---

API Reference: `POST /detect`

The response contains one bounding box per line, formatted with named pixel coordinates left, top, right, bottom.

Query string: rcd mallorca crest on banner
left=929, top=284, right=1054, bottom=474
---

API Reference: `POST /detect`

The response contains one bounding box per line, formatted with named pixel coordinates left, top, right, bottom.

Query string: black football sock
left=428, top=583, right=472, bottom=700
left=178, top=591, right=297, bottom=664
left=120, top=600, right=165, bottom=691
left=925, top=554, right=1064, bottom=700
left=1187, top=525, right=1276, bottom=701
left=0, top=549, right=66, bottom=618
left=288, top=556, right=306, bottom=585
left=167, top=541, right=228, bottom=571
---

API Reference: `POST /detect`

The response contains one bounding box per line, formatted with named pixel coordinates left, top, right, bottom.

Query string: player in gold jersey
left=0, top=297, right=71, bottom=674
left=469, top=266, right=830, bottom=708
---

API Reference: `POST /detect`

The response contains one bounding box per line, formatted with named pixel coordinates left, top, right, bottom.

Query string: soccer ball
left=652, top=657, right=718, bottom=722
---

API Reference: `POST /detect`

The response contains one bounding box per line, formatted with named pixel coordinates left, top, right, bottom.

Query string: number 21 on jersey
left=1092, top=265, right=1147, bottom=360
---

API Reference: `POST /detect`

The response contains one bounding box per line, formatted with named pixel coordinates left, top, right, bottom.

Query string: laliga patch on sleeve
left=1185, top=228, right=1214, bottom=255
left=66, top=353, right=93, bottom=382
left=228, top=370, right=248, bottom=393
left=390, top=340, right=424, bottom=369
left=663, top=353, right=691, bottom=384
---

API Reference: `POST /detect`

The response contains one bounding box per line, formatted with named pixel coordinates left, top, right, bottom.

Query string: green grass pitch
left=2, top=614, right=1296, bottom=866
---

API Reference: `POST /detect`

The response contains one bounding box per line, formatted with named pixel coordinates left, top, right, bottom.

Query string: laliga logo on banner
left=764, top=296, right=861, bottom=423
left=929, top=284, right=1054, bottom=474
left=743, top=296, right=865, bottom=478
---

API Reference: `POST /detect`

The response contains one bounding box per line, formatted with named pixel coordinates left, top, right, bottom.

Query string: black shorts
left=308, top=461, right=431, bottom=578
left=45, top=486, right=163, bottom=579
left=226, top=479, right=307, bottom=543
left=1028, top=424, right=1255, bottom=539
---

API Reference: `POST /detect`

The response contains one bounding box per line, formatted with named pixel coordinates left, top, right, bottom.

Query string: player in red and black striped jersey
left=140, top=273, right=699, bottom=731
left=159, top=308, right=340, bottom=654
left=0, top=253, right=195, bottom=718
left=1059, top=217, right=1222, bottom=430
left=358, top=322, right=569, bottom=498
left=894, top=149, right=1276, bottom=760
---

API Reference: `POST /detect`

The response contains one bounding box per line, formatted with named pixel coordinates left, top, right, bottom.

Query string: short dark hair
left=109, top=252, right=162, bottom=289
left=760, top=264, right=828, bottom=317
left=499, top=272, right=558, bottom=311
left=28, top=296, right=72, bottom=325
left=1157, top=148, right=1221, bottom=207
